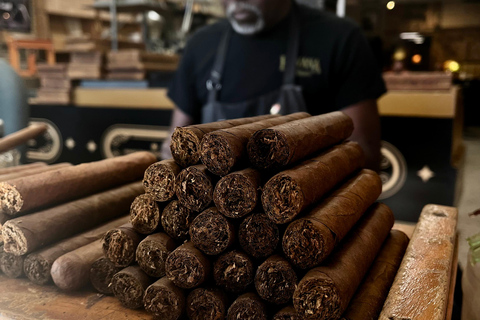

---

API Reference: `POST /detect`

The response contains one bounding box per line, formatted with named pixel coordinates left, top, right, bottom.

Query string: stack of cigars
left=0, top=112, right=458, bottom=320
left=92, top=112, right=407, bottom=320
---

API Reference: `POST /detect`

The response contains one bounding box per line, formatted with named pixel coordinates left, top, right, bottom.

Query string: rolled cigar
left=89, top=256, right=122, bottom=294
left=239, top=213, right=279, bottom=258
left=23, top=215, right=129, bottom=285
left=2, top=182, right=143, bottom=255
left=227, top=292, right=268, bottom=320
left=161, top=200, right=197, bottom=241
left=165, top=241, right=210, bottom=289
left=136, top=233, right=176, bottom=277
left=273, top=305, right=300, bottom=320
left=0, top=124, right=48, bottom=154
left=144, top=277, right=185, bottom=320
left=201, top=112, right=310, bottom=176
left=255, top=255, right=297, bottom=304
left=111, top=265, right=153, bottom=309
left=0, top=245, right=24, bottom=278
left=171, top=114, right=277, bottom=168
left=213, top=168, right=262, bottom=218
left=248, top=111, right=353, bottom=170
left=0, top=151, right=156, bottom=216
left=103, top=223, right=143, bottom=267
left=189, top=207, right=235, bottom=255
left=129, top=194, right=165, bottom=234
left=341, top=229, right=409, bottom=320
left=0, top=162, right=46, bottom=176
left=51, top=239, right=104, bottom=291
left=262, top=141, right=365, bottom=224
left=293, top=203, right=395, bottom=320
left=0, top=212, right=9, bottom=243
left=186, top=288, right=228, bottom=320
left=213, top=250, right=255, bottom=293
left=175, top=164, right=216, bottom=212
left=143, top=160, right=182, bottom=202
left=283, top=169, right=382, bottom=269
left=0, top=163, right=72, bottom=182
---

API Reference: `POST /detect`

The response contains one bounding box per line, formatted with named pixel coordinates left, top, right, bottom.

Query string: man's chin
left=229, top=19, right=265, bottom=35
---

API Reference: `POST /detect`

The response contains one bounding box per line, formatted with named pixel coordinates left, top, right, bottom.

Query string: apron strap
left=207, top=26, right=231, bottom=103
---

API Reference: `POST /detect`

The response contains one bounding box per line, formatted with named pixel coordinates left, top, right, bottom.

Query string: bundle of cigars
left=0, top=112, right=457, bottom=320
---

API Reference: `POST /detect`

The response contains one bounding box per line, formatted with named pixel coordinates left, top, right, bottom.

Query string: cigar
left=129, top=194, right=165, bottom=234
left=189, top=207, right=235, bottom=255
left=341, top=230, right=409, bottom=320
left=175, top=164, right=216, bottom=212
left=248, top=111, right=353, bottom=170
left=293, top=203, right=395, bottom=320
left=273, top=305, right=300, bottom=320
left=171, top=114, right=277, bottom=168
left=255, top=255, right=297, bottom=304
left=144, top=277, right=185, bottom=320
left=161, top=200, right=197, bottom=241
left=213, top=168, right=262, bottom=219
left=239, top=213, right=279, bottom=258
left=262, top=141, right=365, bottom=224
left=136, top=233, right=176, bottom=277
left=51, top=239, right=104, bottom=291
left=0, top=124, right=48, bottom=154
left=201, top=112, right=310, bottom=176
left=2, top=182, right=143, bottom=256
left=23, top=215, right=129, bottom=285
left=282, top=169, right=382, bottom=269
left=0, top=162, right=46, bottom=176
left=143, top=160, right=182, bottom=202
left=227, top=292, right=268, bottom=320
left=213, top=250, right=255, bottom=293
left=0, top=245, right=24, bottom=278
left=0, top=163, right=72, bottom=182
left=186, top=288, right=228, bottom=320
left=102, top=223, right=143, bottom=267
left=0, top=151, right=156, bottom=216
left=89, top=256, right=122, bottom=295
left=165, top=241, right=210, bottom=289
left=111, top=265, right=153, bottom=309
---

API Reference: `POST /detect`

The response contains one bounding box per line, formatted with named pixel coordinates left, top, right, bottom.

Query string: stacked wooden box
left=68, top=51, right=103, bottom=79
left=35, top=63, right=71, bottom=104
left=107, top=49, right=180, bottom=80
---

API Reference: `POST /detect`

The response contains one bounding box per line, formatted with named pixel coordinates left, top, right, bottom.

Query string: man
left=164, top=0, right=385, bottom=170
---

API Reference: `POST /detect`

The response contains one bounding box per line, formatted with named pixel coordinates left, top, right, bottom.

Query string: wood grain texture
left=379, top=204, right=458, bottom=320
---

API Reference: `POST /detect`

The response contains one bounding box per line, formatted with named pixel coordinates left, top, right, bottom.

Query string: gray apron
left=201, top=6, right=307, bottom=123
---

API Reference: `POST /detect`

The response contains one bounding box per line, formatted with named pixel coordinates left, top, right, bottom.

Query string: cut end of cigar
left=161, top=200, right=197, bottom=241
left=143, top=161, right=179, bottom=202
left=283, top=219, right=332, bottom=269
left=24, top=254, right=52, bottom=285
left=130, top=194, right=161, bottom=234
left=293, top=277, right=341, bottom=320
left=262, top=175, right=303, bottom=224
left=171, top=128, right=201, bottom=168
left=90, top=257, right=121, bottom=295
left=255, top=256, right=297, bottom=304
left=111, top=272, right=146, bottom=309
left=214, top=173, right=257, bottom=218
left=214, top=250, right=254, bottom=293
left=248, top=129, right=289, bottom=170
left=136, top=238, right=171, bottom=278
left=144, top=280, right=185, bottom=320
left=0, top=183, right=23, bottom=216
left=200, top=133, right=235, bottom=176
left=165, top=246, right=209, bottom=289
left=187, top=288, right=227, bottom=320
left=227, top=293, right=268, bottom=320
left=0, top=251, right=24, bottom=278
left=273, top=306, right=300, bottom=320
left=239, top=213, right=280, bottom=258
left=190, top=208, right=234, bottom=255
left=103, top=229, right=135, bottom=267
left=2, top=222, right=28, bottom=255
left=176, top=167, right=213, bottom=212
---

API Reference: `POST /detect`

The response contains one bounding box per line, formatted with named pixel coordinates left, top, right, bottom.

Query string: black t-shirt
left=168, top=5, right=386, bottom=122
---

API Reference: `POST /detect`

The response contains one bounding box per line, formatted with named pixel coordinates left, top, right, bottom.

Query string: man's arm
left=160, top=107, right=195, bottom=159
left=342, top=99, right=381, bottom=172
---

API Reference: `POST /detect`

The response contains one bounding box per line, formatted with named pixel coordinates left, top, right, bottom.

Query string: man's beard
left=226, top=2, right=265, bottom=35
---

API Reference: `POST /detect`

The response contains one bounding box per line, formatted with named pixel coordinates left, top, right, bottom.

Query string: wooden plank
left=73, top=88, right=174, bottom=109
left=445, top=235, right=459, bottom=320
left=380, top=204, right=458, bottom=320
left=378, top=86, right=460, bottom=118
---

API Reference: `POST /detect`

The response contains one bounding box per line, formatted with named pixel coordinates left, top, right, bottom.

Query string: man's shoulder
left=187, top=20, right=230, bottom=47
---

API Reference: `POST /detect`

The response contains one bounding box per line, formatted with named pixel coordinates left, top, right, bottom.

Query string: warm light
left=387, top=1, right=395, bottom=10
left=147, top=11, right=161, bottom=22
left=2, top=12, right=10, bottom=20
left=444, top=60, right=460, bottom=72
left=412, top=54, right=422, bottom=64
left=393, top=48, right=406, bottom=61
